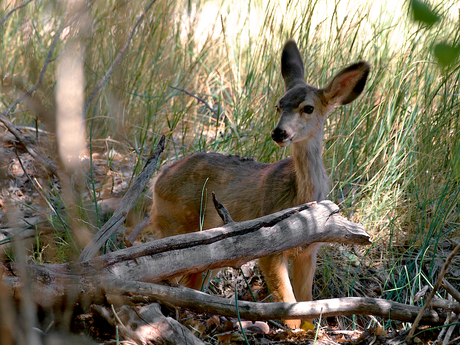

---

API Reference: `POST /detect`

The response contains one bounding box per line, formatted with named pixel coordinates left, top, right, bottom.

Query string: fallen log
left=2, top=200, right=370, bottom=308
left=1, top=200, right=447, bottom=326
left=82, top=200, right=371, bottom=281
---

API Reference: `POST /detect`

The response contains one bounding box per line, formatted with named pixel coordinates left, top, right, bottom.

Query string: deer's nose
left=271, top=127, right=289, bottom=143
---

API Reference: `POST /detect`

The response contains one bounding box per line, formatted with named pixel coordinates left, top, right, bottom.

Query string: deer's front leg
left=258, top=253, right=300, bottom=329
left=291, top=243, right=322, bottom=327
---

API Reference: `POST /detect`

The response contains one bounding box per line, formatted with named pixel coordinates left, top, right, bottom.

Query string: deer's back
left=150, top=152, right=298, bottom=238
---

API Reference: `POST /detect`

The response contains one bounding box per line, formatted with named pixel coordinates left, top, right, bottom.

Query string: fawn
left=148, top=40, right=370, bottom=329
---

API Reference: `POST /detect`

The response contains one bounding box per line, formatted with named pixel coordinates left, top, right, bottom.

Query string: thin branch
left=0, top=112, right=58, bottom=175
left=104, top=279, right=446, bottom=325
left=126, top=214, right=151, bottom=245
left=407, top=243, right=460, bottom=340
left=4, top=0, right=96, bottom=118
left=0, top=112, right=36, bottom=145
left=170, top=86, right=219, bottom=117
left=442, top=278, right=460, bottom=304
left=0, top=0, right=32, bottom=27
left=82, top=0, right=158, bottom=116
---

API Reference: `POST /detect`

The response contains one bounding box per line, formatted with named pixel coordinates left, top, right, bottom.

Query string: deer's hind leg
left=149, top=196, right=222, bottom=291
left=177, top=270, right=218, bottom=291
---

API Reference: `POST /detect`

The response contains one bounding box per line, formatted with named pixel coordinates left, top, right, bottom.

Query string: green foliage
left=453, top=141, right=460, bottom=180
left=410, top=0, right=440, bottom=25
left=433, top=41, right=460, bottom=68
left=409, top=0, right=460, bottom=68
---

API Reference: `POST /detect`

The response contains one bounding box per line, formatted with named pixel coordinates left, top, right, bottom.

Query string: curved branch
left=105, top=279, right=446, bottom=326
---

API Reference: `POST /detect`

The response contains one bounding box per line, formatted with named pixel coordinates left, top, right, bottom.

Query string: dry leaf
left=206, top=315, right=220, bottom=328
left=216, top=332, right=232, bottom=345
left=183, top=318, right=206, bottom=337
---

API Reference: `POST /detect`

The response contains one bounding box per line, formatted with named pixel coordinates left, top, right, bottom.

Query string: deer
left=148, top=40, right=370, bottom=329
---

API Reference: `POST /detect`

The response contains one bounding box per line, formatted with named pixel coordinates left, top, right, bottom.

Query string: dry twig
left=442, top=278, right=460, bottom=304
left=170, top=86, right=219, bottom=117
left=212, top=191, right=234, bottom=225
left=126, top=214, right=151, bottom=246
left=0, top=0, right=33, bottom=27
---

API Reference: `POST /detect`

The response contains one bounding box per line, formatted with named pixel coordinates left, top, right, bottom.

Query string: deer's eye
left=302, top=105, right=314, bottom=114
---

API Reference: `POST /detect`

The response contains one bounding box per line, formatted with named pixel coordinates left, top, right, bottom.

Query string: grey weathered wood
left=97, top=303, right=205, bottom=345
left=104, top=279, right=446, bottom=325
left=126, top=214, right=151, bottom=245
left=442, top=278, right=460, bottom=304
left=4, top=200, right=370, bottom=308
left=78, top=135, right=165, bottom=262
left=82, top=200, right=371, bottom=282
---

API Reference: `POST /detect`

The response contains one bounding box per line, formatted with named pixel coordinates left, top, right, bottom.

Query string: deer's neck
left=290, top=132, right=329, bottom=204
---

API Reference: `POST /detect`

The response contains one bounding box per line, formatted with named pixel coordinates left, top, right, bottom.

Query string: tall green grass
left=1, top=0, right=459, bottom=329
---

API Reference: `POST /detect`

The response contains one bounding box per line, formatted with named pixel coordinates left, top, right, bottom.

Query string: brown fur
left=147, top=40, right=370, bottom=329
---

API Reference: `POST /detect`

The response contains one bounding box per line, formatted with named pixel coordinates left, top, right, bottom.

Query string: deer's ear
left=281, top=40, right=305, bottom=91
left=322, top=61, right=370, bottom=106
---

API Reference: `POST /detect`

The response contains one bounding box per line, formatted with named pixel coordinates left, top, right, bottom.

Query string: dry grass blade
left=4, top=0, right=96, bottom=118
left=82, top=0, right=158, bottom=116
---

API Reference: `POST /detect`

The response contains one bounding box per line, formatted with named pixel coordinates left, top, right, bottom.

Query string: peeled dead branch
left=104, top=279, right=446, bottom=326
